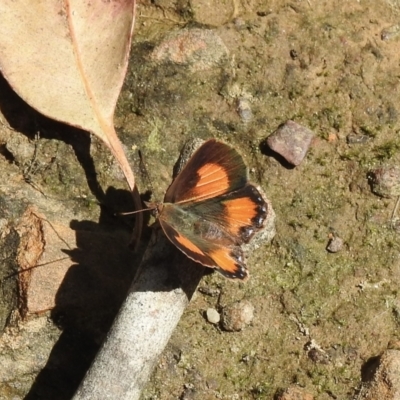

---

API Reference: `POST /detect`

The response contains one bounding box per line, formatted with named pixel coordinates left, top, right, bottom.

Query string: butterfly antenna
left=117, top=207, right=155, bottom=216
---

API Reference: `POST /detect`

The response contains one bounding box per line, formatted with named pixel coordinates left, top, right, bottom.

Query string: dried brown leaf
left=0, top=0, right=137, bottom=190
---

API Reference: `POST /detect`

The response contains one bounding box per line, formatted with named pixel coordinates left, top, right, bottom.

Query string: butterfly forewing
left=164, top=140, right=247, bottom=204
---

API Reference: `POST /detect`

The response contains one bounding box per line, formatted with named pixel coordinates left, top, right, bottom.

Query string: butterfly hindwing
left=164, top=140, right=247, bottom=204
left=177, top=184, right=268, bottom=244
left=159, top=204, right=249, bottom=280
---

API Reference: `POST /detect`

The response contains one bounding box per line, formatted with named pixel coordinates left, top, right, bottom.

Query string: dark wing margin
left=159, top=219, right=249, bottom=280
left=164, top=139, right=248, bottom=204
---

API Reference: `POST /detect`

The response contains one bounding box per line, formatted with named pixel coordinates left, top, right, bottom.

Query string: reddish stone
left=266, top=120, right=315, bottom=166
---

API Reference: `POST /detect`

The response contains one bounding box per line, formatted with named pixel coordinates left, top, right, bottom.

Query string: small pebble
left=221, top=300, right=254, bottom=331
left=265, top=120, right=315, bottom=166
left=381, top=24, right=400, bottom=41
left=206, top=308, right=220, bottom=324
left=326, top=235, right=344, bottom=253
left=307, top=347, right=329, bottom=364
left=233, top=18, right=246, bottom=30
left=237, top=97, right=253, bottom=123
left=346, top=133, right=370, bottom=144
left=368, top=165, right=400, bottom=198
left=198, top=286, right=220, bottom=297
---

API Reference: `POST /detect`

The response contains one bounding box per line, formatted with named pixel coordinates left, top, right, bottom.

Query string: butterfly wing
left=181, top=184, right=268, bottom=244
left=164, top=139, right=247, bottom=204
left=159, top=206, right=249, bottom=280
left=159, top=139, right=268, bottom=280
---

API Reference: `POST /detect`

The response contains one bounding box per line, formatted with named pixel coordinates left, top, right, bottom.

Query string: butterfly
left=152, top=139, right=268, bottom=281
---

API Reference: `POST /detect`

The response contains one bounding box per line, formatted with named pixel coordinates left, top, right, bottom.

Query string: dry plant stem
left=391, top=195, right=400, bottom=227
left=72, top=228, right=204, bottom=400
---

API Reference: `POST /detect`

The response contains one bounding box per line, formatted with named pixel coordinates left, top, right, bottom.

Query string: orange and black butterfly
left=152, top=139, right=268, bottom=281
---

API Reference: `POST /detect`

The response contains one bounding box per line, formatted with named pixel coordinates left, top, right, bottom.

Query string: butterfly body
left=155, top=139, right=268, bottom=280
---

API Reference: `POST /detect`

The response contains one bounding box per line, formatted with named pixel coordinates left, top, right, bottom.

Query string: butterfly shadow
left=0, top=76, right=137, bottom=398
left=22, top=187, right=205, bottom=400
left=0, top=73, right=129, bottom=399
left=20, top=187, right=146, bottom=400
left=0, top=74, right=205, bottom=398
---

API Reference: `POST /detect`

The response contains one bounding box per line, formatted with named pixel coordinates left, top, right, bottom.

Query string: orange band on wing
left=223, top=197, right=258, bottom=235
left=189, top=163, right=230, bottom=201
left=210, top=248, right=239, bottom=273
left=197, top=163, right=229, bottom=188
left=175, top=233, right=206, bottom=256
